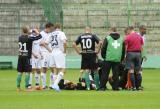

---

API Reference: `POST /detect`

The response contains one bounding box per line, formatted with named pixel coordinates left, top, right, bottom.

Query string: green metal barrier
left=0, top=55, right=160, bottom=69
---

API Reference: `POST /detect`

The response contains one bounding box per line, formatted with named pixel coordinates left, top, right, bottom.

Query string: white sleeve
left=45, top=33, right=52, bottom=44
left=60, top=32, right=67, bottom=43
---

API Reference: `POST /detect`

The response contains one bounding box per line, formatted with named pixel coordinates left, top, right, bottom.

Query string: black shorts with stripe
left=81, top=53, right=98, bottom=70
left=17, top=56, right=32, bottom=72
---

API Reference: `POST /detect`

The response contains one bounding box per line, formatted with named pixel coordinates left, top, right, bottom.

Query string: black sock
left=130, top=73, right=135, bottom=88
left=137, top=73, right=142, bottom=88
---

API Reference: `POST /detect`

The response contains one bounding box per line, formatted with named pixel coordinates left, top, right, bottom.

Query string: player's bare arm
left=39, top=41, right=52, bottom=53
left=96, top=40, right=103, bottom=54
left=64, top=42, right=67, bottom=54
left=32, top=51, right=38, bottom=59
left=72, top=42, right=81, bottom=55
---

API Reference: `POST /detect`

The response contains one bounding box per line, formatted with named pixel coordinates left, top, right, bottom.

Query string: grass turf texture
left=0, top=69, right=159, bottom=109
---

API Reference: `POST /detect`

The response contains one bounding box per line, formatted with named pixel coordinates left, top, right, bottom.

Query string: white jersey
left=30, top=34, right=42, bottom=69
left=32, top=39, right=41, bottom=54
left=40, top=30, right=52, bottom=52
left=48, top=29, right=67, bottom=52
left=138, top=32, right=146, bottom=45
left=29, top=34, right=41, bottom=58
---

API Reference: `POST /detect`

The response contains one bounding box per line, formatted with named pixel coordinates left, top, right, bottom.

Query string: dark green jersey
left=18, top=34, right=42, bottom=58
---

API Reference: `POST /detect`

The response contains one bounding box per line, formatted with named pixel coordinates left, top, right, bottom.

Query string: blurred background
left=0, top=0, right=160, bottom=68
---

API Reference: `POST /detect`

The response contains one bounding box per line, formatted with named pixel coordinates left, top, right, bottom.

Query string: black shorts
left=17, top=56, right=32, bottom=72
left=125, top=52, right=142, bottom=71
left=81, top=53, right=98, bottom=70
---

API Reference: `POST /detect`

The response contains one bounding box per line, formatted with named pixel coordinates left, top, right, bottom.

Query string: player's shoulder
left=57, top=30, right=67, bottom=39
left=40, top=30, right=47, bottom=36
left=18, top=35, right=23, bottom=41
left=40, top=30, right=44, bottom=34
left=57, top=30, right=65, bottom=36
left=106, top=35, right=111, bottom=40
left=92, top=33, right=99, bottom=38
left=18, top=35, right=22, bottom=39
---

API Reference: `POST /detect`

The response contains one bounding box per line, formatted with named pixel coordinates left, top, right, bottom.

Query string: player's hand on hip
left=95, top=51, right=98, bottom=54
left=76, top=50, right=81, bottom=55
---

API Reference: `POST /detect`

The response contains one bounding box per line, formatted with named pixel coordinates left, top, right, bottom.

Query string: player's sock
left=130, top=73, right=135, bottom=88
left=16, top=73, right=22, bottom=88
left=94, top=71, right=100, bottom=89
left=139, top=71, right=142, bottom=86
left=25, top=73, right=30, bottom=88
left=49, top=72, right=54, bottom=87
left=35, top=73, right=40, bottom=86
left=41, top=73, right=46, bottom=88
left=53, top=72, right=64, bottom=86
left=82, top=73, right=85, bottom=78
left=136, top=73, right=142, bottom=88
left=29, top=73, right=33, bottom=86
left=84, top=72, right=91, bottom=90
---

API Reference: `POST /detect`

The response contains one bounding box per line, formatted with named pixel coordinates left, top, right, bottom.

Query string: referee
left=125, top=26, right=144, bottom=91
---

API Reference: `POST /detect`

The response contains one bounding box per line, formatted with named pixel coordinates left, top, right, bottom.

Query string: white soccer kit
left=31, top=37, right=42, bottom=69
left=40, top=30, right=52, bottom=68
left=48, top=29, right=67, bottom=68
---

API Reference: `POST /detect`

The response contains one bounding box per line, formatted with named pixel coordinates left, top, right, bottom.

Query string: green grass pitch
left=0, top=69, right=160, bottom=109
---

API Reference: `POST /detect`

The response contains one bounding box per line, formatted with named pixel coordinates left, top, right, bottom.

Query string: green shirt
left=105, top=36, right=123, bottom=62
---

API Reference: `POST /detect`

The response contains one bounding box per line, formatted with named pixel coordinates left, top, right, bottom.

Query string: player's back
left=18, top=35, right=32, bottom=58
left=40, top=30, right=51, bottom=52
left=31, top=35, right=41, bottom=54
left=125, top=32, right=143, bottom=52
left=77, top=33, right=99, bottom=52
left=50, top=29, right=67, bottom=52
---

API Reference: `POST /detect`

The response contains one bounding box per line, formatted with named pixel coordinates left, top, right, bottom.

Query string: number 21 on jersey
left=19, top=42, right=28, bottom=52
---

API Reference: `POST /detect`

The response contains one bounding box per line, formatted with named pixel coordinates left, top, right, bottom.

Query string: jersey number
left=19, top=42, right=28, bottom=52
left=82, top=39, right=92, bottom=49
left=51, top=35, right=58, bottom=47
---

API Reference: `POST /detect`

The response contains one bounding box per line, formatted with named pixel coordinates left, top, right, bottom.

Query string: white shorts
left=41, top=52, right=51, bottom=68
left=49, top=51, right=66, bottom=68
left=32, top=58, right=41, bottom=69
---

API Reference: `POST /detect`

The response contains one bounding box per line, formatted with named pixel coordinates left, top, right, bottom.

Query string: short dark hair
left=45, top=22, right=54, bottom=28
left=139, top=25, right=146, bottom=30
left=127, top=26, right=134, bottom=30
left=110, top=27, right=117, bottom=32
left=124, top=28, right=128, bottom=34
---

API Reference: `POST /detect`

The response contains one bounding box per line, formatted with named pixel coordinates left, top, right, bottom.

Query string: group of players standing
left=16, top=21, right=147, bottom=92
left=17, top=23, right=66, bottom=92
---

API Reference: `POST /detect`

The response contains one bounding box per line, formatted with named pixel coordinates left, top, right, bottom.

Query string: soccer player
left=73, top=26, right=102, bottom=90
left=45, top=23, right=67, bottom=91
left=28, top=27, right=42, bottom=89
left=16, top=26, right=42, bottom=91
left=100, top=27, right=125, bottom=91
left=39, top=22, right=54, bottom=89
left=125, top=26, right=144, bottom=91
left=137, top=25, right=147, bottom=90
